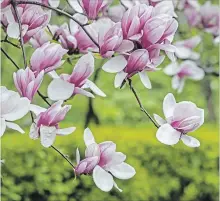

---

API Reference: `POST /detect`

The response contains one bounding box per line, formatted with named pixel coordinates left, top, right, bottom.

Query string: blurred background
left=1, top=0, right=219, bottom=200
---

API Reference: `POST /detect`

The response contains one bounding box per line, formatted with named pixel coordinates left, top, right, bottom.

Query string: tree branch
left=1, top=47, right=20, bottom=70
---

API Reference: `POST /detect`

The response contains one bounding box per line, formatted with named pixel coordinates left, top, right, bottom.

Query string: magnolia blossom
left=41, top=0, right=60, bottom=8
left=106, top=4, right=126, bottom=22
left=30, top=28, right=52, bottom=49
left=177, top=0, right=200, bottom=10
left=75, top=128, right=136, bottom=192
left=30, top=101, right=76, bottom=147
left=0, top=0, right=10, bottom=10
left=164, top=61, right=205, bottom=93
left=102, top=49, right=157, bottom=89
left=48, top=53, right=106, bottom=101
left=154, top=93, right=204, bottom=147
left=4, top=4, right=51, bottom=43
left=174, top=36, right=201, bottom=60
left=0, top=86, right=30, bottom=137
left=30, top=42, right=68, bottom=76
left=13, top=68, right=44, bottom=101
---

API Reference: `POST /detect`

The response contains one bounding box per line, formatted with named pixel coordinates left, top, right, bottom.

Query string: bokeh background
left=1, top=0, right=219, bottom=200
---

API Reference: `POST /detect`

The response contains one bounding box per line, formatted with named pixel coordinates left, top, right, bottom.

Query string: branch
left=37, top=91, right=51, bottom=106
left=15, top=1, right=100, bottom=50
left=11, top=0, right=27, bottom=68
left=1, top=47, right=20, bottom=70
left=127, top=79, right=159, bottom=128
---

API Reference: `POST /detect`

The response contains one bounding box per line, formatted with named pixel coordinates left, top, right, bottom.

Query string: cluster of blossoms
left=1, top=0, right=211, bottom=193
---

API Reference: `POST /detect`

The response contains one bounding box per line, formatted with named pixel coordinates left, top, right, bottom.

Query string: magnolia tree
left=0, top=0, right=219, bottom=193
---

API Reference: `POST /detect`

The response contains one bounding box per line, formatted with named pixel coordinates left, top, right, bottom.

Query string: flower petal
left=153, top=114, right=166, bottom=126
left=108, top=162, right=136, bottom=180
left=85, top=143, right=100, bottom=158
left=48, top=0, right=60, bottom=8
left=156, top=123, right=181, bottom=145
left=93, top=165, right=114, bottom=192
left=84, top=128, right=96, bottom=146
left=163, top=93, right=176, bottom=119
left=102, top=56, right=127, bottom=73
left=5, top=122, right=24, bottom=134
left=29, top=123, right=39, bottom=140
left=30, top=104, right=47, bottom=116
left=47, top=78, right=75, bottom=101
left=114, top=71, right=128, bottom=88
left=116, top=40, right=134, bottom=53
left=113, top=181, right=123, bottom=192
left=0, top=118, right=6, bottom=137
left=76, top=148, right=80, bottom=164
left=7, top=22, right=19, bottom=39
left=85, top=80, right=106, bottom=97
left=74, top=87, right=95, bottom=98
left=181, top=135, right=200, bottom=147
left=138, top=71, right=152, bottom=89
left=56, top=127, right=76, bottom=135
left=40, top=126, right=57, bottom=148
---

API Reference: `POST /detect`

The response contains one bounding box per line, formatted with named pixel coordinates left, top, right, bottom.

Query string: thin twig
left=1, top=47, right=20, bottom=70
left=11, top=0, right=27, bottom=68
left=127, top=79, right=159, bottom=128
left=37, top=91, right=51, bottom=106
left=16, top=1, right=100, bottom=50
left=1, top=39, right=20, bottom=48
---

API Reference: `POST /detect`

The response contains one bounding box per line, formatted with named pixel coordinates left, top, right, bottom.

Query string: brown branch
left=1, top=47, right=20, bottom=70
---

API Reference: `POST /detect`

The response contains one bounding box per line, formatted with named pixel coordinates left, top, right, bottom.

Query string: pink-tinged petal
left=138, top=71, right=152, bottom=89
left=75, top=161, right=87, bottom=175
left=40, top=125, right=57, bottom=148
left=0, top=118, right=6, bottom=137
left=181, top=135, right=200, bottom=147
left=99, top=141, right=116, bottom=154
left=108, top=162, right=136, bottom=180
left=47, top=79, right=75, bottom=101
left=5, top=122, right=24, bottom=134
left=105, top=152, right=126, bottom=167
left=2, top=97, right=30, bottom=121
left=85, top=143, right=100, bottom=158
left=93, top=165, right=114, bottom=192
left=74, top=87, right=95, bottom=98
left=84, top=128, right=96, bottom=146
left=84, top=156, right=99, bottom=173
left=102, top=56, right=127, bottom=73
left=156, top=123, right=181, bottom=145
left=153, top=114, right=166, bottom=126
left=177, top=116, right=202, bottom=132
left=163, top=93, right=176, bottom=119
left=113, top=181, right=123, bottom=192
left=7, top=22, right=19, bottom=39
left=48, top=0, right=60, bottom=8
left=30, top=104, right=46, bottom=116
left=85, top=80, right=106, bottom=97
left=127, top=16, right=140, bottom=39
left=76, top=148, right=80, bottom=164
left=56, top=127, right=76, bottom=135
left=164, top=62, right=179, bottom=76
left=114, top=71, right=128, bottom=88
left=29, top=123, right=39, bottom=140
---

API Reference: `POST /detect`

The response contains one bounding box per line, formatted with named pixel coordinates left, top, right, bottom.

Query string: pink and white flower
left=47, top=53, right=106, bottom=101
left=0, top=86, right=30, bottom=137
left=75, top=128, right=136, bottom=192
left=30, top=101, right=76, bottom=148
left=4, top=4, right=51, bottom=43
left=30, top=42, right=68, bottom=76
left=41, top=0, right=60, bottom=8
left=164, top=61, right=205, bottom=93
left=154, top=93, right=204, bottom=147
left=174, top=36, right=201, bottom=60
left=13, top=68, right=44, bottom=101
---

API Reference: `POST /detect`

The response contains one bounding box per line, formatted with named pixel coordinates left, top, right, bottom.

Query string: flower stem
left=127, top=79, right=159, bottom=128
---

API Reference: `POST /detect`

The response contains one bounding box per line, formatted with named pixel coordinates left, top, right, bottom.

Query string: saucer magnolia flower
left=13, top=68, right=44, bottom=101
left=30, top=42, right=68, bottom=76
left=30, top=101, right=76, bottom=148
left=48, top=53, right=106, bottom=101
left=1, top=0, right=10, bottom=10
left=0, top=86, right=30, bottom=137
left=41, top=0, right=60, bottom=8
left=121, top=4, right=153, bottom=40
left=75, top=128, right=136, bottom=192
left=154, top=93, right=204, bottom=147
left=30, top=28, right=52, bottom=49
left=174, top=36, right=201, bottom=60
left=103, top=49, right=155, bottom=89
left=164, top=61, right=205, bottom=93
left=5, top=4, right=51, bottom=43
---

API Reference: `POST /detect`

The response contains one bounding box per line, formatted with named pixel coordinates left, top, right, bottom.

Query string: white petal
left=108, top=162, right=136, bottom=180
left=114, top=71, right=128, bottom=88
left=175, top=46, right=191, bottom=59
left=47, top=71, right=60, bottom=79
left=85, top=143, right=100, bottom=158
left=156, top=123, right=181, bottom=145
left=102, top=56, right=127, bottom=73
left=47, top=79, right=74, bottom=101
left=163, top=62, right=179, bottom=76
left=48, top=0, right=60, bottom=8
left=7, top=22, right=19, bottom=39
left=40, top=126, right=57, bottom=148
left=56, top=127, right=76, bottom=135
left=85, top=80, right=106, bottom=97
left=5, top=122, right=24, bottom=134
left=138, top=71, right=152, bottom=89
left=29, top=123, right=39, bottom=140
left=67, top=0, right=83, bottom=13
left=0, top=118, right=6, bottom=137
left=74, top=87, right=95, bottom=98
left=153, top=114, right=166, bottom=126
left=181, top=135, right=200, bottom=147
left=113, top=181, right=123, bottom=192
left=30, top=104, right=46, bottom=116
left=172, top=75, right=181, bottom=90
left=84, top=128, right=95, bottom=146
left=76, top=148, right=80, bottom=164
left=163, top=93, right=176, bottom=119
left=93, top=165, right=114, bottom=192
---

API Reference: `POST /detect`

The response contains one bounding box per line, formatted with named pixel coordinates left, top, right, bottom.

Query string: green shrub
left=1, top=125, right=218, bottom=201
